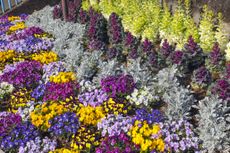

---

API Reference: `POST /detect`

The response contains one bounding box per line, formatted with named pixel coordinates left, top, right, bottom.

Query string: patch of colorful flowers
left=0, top=0, right=230, bottom=152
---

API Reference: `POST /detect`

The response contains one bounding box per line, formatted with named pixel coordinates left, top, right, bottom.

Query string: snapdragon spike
left=53, top=5, right=62, bottom=19
left=108, top=13, right=124, bottom=45
left=211, top=79, right=230, bottom=101
left=160, top=39, right=173, bottom=58
left=141, top=39, right=154, bottom=53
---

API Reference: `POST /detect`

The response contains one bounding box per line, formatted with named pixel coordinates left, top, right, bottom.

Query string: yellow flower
left=77, top=105, right=105, bottom=125
left=9, top=22, right=26, bottom=31
left=49, top=72, right=76, bottom=83
left=129, top=120, right=165, bottom=152
left=8, top=16, right=20, bottom=21
left=30, top=101, right=68, bottom=130
left=31, top=51, right=58, bottom=64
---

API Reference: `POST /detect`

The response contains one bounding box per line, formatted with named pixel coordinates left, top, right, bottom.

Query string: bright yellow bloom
left=9, top=88, right=34, bottom=113
left=49, top=72, right=76, bottom=83
left=9, top=22, right=26, bottom=31
left=0, top=50, right=16, bottom=63
left=77, top=105, right=105, bottom=125
left=8, top=16, right=20, bottom=21
left=30, top=101, right=68, bottom=131
left=49, top=148, right=79, bottom=153
left=129, top=120, right=165, bottom=152
left=31, top=51, right=58, bottom=64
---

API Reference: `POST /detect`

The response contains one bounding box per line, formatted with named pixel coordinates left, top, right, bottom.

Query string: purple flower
left=78, top=89, right=108, bottom=107
left=53, top=5, right=62, bottom=19
left=133, top=108, right=164, bottom=124
left=48, top=112, right=79, bottom=139
left=43, top=81, right=79, bottom=101
left=101, top=74, right=135, bottom=98
left=0, top=61, right=43, bottom=89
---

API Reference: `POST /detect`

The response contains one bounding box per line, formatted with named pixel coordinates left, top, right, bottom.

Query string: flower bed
left=0, top=1, right=230, bottom=153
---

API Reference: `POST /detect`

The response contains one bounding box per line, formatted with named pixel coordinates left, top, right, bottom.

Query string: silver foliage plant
left=76, top=51, right=102, bottom=83
left=195, top=95, right=230, bottom=153
left=125, top=58, right=154, bottom=88
left=152, top=65, right=196, bottom=120
left=93, top=59, right=125, bottom=85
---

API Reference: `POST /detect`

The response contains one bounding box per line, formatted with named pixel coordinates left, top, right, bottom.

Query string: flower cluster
left=9, top=88, right=34, bottom=112
left=0, top=121, right=40, bottom=152
left=211, top=79, right=230, bottom=101
left=0, top=50, right=16, bottom=64
left=78, top=89, right=108, bottom=107
left=97, top=114, right=132, bottom=137
left=8, top=21, right=26, bottom=32
left=49, top=72, right=76, bottom=83
left=42, top=61, right=67, bottom=83
left=18, top=137, right=57, bottom=153
left=31, top=51, right=58, bottom=64
left=126, top=87, right=160, bottom=107
left=30, top=102, right=68, bottom=130
left=0, top=60, right=42, bottom=89
left=160, top=119, right=201, bottom=152
left=48, top=112, right=80, bottom=139
left=77, top=105, right=105, bottom=126
left=0, top=112, right=22, bottom=137
left=43, top=82, right=79, bottom=101
left=101, top=74, right=135, bottom=98
left=96, top=132, right=139, bottom=153
left=102, top=98, right=129, bottom=115
left=71, top=126, right=101, bottom=151
left=133, top=108, right=164, bottom=125
left=128, top=120, right=165, bottom=152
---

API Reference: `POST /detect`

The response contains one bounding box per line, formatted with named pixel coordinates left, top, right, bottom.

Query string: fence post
left=62, top=0, right=68, bottom=21
left=8, top=0, right=12, bottom=10
left=0, top=0, right=5, bottom=13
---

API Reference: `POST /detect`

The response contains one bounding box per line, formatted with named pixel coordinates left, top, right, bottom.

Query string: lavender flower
left=160, top=119, right=201, bottom=152
left=18, top=137, right=57, bottom=153
left=97, top=114, right=132, bottom=137
left=78, top=89, right=108, bottom=107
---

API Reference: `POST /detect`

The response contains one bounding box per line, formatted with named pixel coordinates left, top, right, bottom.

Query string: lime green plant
left=159, top=1, right=172, bottom=40
left=215, top=12, right=228, bottom=51
left=199, top=5, right=216, bottom=52
left=99, top=0, right=123, bottom=19
left=82, top=0, right=100, bottom=11
left=225, top=42, right=230, bottom=62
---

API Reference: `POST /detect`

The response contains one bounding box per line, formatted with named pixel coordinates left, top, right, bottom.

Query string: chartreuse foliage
left=81, top=0, right=228, bottom=53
